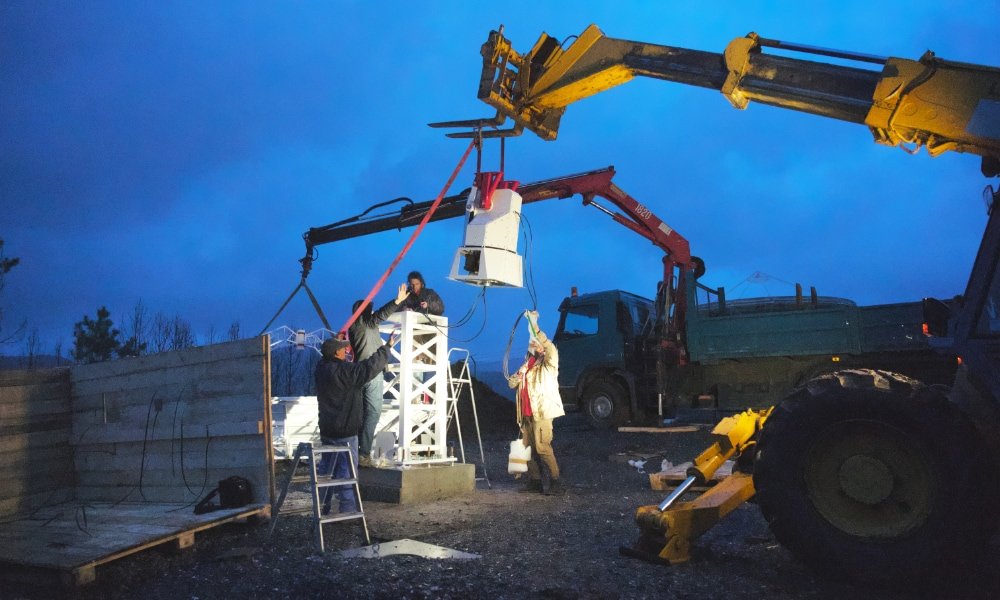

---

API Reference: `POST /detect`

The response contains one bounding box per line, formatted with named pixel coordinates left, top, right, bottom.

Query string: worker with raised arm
left=314, top=332, right=396, bottom=515
left=402, top=270, right=445, bottom=315
left=349, top=283, right=410, bottom=467
left=508, top=311, right=566, bottom=495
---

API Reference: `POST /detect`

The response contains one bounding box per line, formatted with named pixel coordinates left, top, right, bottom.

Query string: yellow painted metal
left=720, top=35, right=758, bottom=109
left=529, top=24, right=609, bottom=102
left=629, top=408, right=771, bottom=563
left=864, top=53, right=1000, bottom=157
left=469, top=24, right=1000, bottom=164
left=689, top=407, right=771, bottom=483
left=635, top=472, right=757, bottom=563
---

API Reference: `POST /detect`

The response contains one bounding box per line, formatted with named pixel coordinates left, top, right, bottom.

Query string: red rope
left=338, top=138, right=477, bottom=336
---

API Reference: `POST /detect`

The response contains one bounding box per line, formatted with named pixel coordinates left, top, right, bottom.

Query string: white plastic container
left=507, top=439, right=532, bottom=474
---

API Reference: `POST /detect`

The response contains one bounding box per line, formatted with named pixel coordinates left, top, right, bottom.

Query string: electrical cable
left=431, top=290, right=489, bottom=344
left=446, top=286, right=487, bottom=329
left=518, top=212, right=539, bottom=310
left=501, top=311, right=525, bottom=379
left=169, top=431, right=213, bottom=512
left=136, top=392, right=161, bottom=502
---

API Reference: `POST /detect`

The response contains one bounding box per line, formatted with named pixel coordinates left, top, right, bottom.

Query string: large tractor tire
left=582, top=380, right=629, bottom=429
left=753, top=369, right=996, bottom=586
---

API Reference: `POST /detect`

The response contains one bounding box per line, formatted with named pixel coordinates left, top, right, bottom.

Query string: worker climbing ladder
left=269, top=442, right=370, bottom=551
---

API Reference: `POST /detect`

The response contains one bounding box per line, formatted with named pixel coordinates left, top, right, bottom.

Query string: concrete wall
left=70, top=336, right=274, bottom=505
left=0, top=336, right=274, bottom=516
left=0, top=368, right=74, bottom=518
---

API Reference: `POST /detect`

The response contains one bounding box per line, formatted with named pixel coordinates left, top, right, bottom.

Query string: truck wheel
left=582, top=380, right=628, bottom=429
left=753, top=369, right=995, bottom=586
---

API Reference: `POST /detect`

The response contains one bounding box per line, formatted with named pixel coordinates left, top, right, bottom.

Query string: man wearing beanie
left=314, top=331, right=396, bottom=514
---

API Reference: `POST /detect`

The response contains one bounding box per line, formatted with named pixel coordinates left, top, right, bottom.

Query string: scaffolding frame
left=378, top=311, right=455, bottom=466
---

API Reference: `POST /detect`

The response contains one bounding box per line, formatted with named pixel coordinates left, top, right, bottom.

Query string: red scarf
left=519, top=355, right=538, bottom=417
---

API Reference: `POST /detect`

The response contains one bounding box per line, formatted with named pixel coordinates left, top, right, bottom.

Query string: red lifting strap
left=338, top=138, right=477, bottom=337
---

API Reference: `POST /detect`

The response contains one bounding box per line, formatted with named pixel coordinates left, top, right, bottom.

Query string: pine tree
left=72, top=306, right=122, bottom=363
left=0, top=239, right=24, bottom=344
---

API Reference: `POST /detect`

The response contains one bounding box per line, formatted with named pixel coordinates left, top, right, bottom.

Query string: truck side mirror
left=921, top=297, right=951, bottom=337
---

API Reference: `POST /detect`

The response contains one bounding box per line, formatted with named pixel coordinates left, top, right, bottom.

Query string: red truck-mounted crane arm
left=302, top=166, right=694, bottom=353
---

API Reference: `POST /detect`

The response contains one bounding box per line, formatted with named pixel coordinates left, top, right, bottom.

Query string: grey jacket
left=348, top=298, right=402, bottom=361
left=401, top=287, right=445, bottom=316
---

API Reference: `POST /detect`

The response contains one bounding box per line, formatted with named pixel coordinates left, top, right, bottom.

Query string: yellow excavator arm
left=440, top=24, right=1000, bottom=174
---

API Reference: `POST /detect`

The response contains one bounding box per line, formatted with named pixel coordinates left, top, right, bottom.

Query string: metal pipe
left=658, top=475, right=697, bottom=511
left=756, top=37, right=887, bottom=65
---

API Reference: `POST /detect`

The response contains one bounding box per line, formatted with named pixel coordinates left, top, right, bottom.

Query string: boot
left=518, top=479, right=543, bottom=493
left=545, top=478, right=566, bottom=496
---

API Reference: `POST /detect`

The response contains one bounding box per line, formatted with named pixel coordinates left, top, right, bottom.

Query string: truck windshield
left=556, top=304, right=599, bottom=339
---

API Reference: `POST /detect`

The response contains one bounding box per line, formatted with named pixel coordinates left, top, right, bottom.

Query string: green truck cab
left=554, top=281, right=958, bottom=428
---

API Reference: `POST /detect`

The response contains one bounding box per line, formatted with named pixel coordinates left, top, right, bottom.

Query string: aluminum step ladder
left=447, top=348, right=491, bottom=488
left=268, top=442, right=370, bottom=551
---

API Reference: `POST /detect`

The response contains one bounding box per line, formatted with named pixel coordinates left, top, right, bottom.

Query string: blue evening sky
left=3, top=1, right=999, bottom=365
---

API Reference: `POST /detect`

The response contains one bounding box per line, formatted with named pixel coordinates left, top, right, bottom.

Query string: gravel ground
left=5, top=410, right=999, bottom=600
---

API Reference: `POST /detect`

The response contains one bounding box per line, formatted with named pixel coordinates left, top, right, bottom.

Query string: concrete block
left=358, top=463, right=475, bottom=504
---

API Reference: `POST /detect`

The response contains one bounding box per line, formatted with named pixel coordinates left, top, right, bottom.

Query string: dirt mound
left=449, top=363, right=515, bottom=438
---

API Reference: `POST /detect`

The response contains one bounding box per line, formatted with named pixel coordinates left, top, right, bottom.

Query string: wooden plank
left=617, top=425, right=702, bottom=433
left=73, top=394, right=266, bottom=430
left=76, top=473, right=270, bottom=505
left=648, top=460, right=734, bottom=491
left=0, top=381, right=71, bottom=405
left=0, top=489, right=74, bottom=520
left=75, top=464, right=266, bottom=489
left=173, top=531, right=195, bottom=552
left=0, top=415, right=73, bottom=437
left=0, top=503, right=267, bottom=575
left=70, top=337, right=266, bottom=386
left=0, top=469, right=74, bottom=502
left=73, top=436, right=267, bottom=471
left=71, top=362, right=267, bottom=410
left=0, top=368, right=69, bottom=387
left=0, top=397, right=72, bottom=422
left=70, top=420, right=263, bottom=446
left=0, top=444, right=74, bottom=470
left=0, top=428, right=72, bottom=453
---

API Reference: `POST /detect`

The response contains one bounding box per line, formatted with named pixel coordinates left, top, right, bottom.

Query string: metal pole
left=658, top=475, right=697, bottom=511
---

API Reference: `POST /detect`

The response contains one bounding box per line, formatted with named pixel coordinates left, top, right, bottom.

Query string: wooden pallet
left=616, top=425, right=702, bottom=433
left=648, top=460, right=734, bottom=492
left=0, top=501, right=269, bottom=587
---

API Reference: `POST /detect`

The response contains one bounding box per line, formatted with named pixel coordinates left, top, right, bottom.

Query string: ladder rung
left=313, top=447, right=354, bottom=455
left=320, top=511, right=365, bottom=524
left=315, top=478, right=357, bottom=488
left=289, top=475, right=315, bottom=484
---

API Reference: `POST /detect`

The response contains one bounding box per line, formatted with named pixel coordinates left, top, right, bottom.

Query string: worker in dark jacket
left=314, top=333, right=395, bottom=514
left=402, top=271, right=445, bottom=315
left=348, top=282, right=409, bottom=466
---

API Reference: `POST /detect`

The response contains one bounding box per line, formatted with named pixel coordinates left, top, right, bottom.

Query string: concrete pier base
left=358, top=463, right=475, bottom=504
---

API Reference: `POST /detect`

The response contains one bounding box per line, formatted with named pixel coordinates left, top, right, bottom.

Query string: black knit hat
left=406, top=271, right=425, bottom=284
left=321, top=337, right=350, bottom=358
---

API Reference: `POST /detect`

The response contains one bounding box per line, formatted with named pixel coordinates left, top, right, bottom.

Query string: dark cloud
left=1, top=2, right=997, bottom=362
